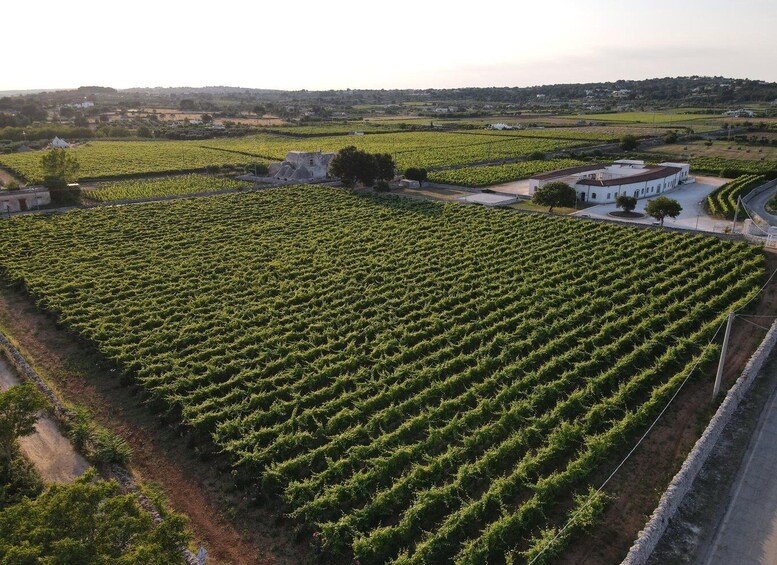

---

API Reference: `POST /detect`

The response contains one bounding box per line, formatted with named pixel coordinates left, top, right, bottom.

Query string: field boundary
left=0, top=330, right=200, bottom=565
left=622, top=317, right=777, bottom=564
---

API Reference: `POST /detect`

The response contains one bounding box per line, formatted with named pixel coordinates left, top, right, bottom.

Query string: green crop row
left=428, top=159, right=589, bottom=187
left=86, top=174, right=252, bottom=203
left=0, top=187, right=762, bottom=563
left=706, top=174, right=765, bottom=218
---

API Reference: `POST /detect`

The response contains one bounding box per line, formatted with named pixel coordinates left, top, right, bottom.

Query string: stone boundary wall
left=0, top=331, right=200, bottom=565
left=622, top=318, right=777, bottom=564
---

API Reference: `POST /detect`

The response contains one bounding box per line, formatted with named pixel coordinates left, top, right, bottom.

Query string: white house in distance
left=528, top=160, right=690, bottom=204
left=50, top=137, right=71, bottom=148
left=268, top=151, right=335, bottom=181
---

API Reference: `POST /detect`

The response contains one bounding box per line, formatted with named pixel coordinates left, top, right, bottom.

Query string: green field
left=0, top=132, right=585, bottom=183
left=86, top=174, right=252, bottom=202
left=0, top=141, right=262, bottom=183
left=0, top=187, right=762, bottom=564
left=574, top=111, right=721, bottom=124
left=428, top=159, right=588, bottom=187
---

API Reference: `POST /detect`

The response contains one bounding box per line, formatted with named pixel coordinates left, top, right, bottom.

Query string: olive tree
left=532, top=181, right=576, bottom=213
left=645, top=196, right=683, bottom=227
left=616, top=195, right=638, bottom=214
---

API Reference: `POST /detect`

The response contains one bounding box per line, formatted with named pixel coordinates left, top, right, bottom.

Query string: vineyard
left=0, top=132, right=584, bottom=183
left=0, top=187, right=763, bottom=564
left=86, top=174, right=252, bottom=202
left=428, top=159, right=588, bottom=187
left=706, top=174, right=766, bottom=218
left=0, top=140, right=261, bottom=182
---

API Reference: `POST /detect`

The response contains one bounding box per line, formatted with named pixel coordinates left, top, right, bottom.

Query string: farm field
left=0, top=140, right=263, bottom=183
left=0, top=132, right=585, bottom=183
left=428, top=159, right=589, bottom=187
left=0, top=187, right=763, bottom=564
left=85, top=174, right=252, bottom=203
left=648, top=140, right=777, bottom=162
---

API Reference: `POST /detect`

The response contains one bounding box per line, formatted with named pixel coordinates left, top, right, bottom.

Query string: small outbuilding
left=0, top=187, right=51, bottom=213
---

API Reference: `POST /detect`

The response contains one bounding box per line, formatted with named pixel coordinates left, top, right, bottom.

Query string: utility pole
left=731, top=195, right=741, bottom=234
left=713, top=312, right=735, bottom=398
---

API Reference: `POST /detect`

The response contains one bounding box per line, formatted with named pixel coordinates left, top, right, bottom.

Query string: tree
left=645, top=196, right=682, bottom=227
left=619, top=134, right=639, bottom=151
left=0, top=470, right=190, bottom=563
left=200, top=114, right=213, bottom=124
left=136, top=125, right=152, bottom=138
left=330, top=146, right=386, bottom=187
left=41, top=149, right=80, bottom=189
left=0, top=384, right=48, bottom=462
left=615, top=195, right=637, bottom=213
left=532, top=181, right=576, bottom=213
left=663, top=131, right=679, bottom=143
left=404, top=167, right=428, bottom=186
left=373, top=153, right=395, bottom=182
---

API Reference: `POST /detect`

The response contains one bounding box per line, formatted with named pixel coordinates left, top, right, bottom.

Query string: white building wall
left=576, top=170, right=684, bottom=204
left=0, top=189, right=51, bottom=213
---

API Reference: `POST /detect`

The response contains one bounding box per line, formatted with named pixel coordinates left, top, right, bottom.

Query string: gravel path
left=0, top=354, right=89, bottom=483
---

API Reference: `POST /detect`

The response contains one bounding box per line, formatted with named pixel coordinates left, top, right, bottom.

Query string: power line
left=736, top=316, right=771, bottom=332
left=528, top=267, right=777, bottom=563
left=527, top=319, right=728, bottom=564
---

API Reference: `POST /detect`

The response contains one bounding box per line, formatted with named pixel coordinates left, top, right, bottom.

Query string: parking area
left=571, top=175, right=731, bottom=232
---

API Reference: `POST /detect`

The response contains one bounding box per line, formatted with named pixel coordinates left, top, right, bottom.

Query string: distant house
left=50, top=137, right=71, bottom=149
left=268, top=151, right=335, bottom=181
left=488, top=123, right=512, bottom=130
left=723, top=109, right=756, bottom=118
left=611, top=89, right=631, bottom=98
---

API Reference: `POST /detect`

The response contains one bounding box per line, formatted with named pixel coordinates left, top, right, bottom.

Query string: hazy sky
left=5, top=0, right=776, bottom=91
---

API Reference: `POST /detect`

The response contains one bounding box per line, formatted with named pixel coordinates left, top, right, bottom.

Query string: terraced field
left=0, top=187, right=762, bottom=564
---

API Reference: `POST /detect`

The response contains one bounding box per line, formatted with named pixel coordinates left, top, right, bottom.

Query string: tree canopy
left=645, top=196, right=683, bottom=226
left=41, top=148, right=80, bottom=189
left=619, top=134, right=639, bottom=151
left=0, top=470, right=190, bottom=564
left=616, top=195, right=638, bottom=213
left=0, top=383, right=48, bottom=462
left=330, top=146, right=395, bottom=188
left=404, top=167, right=428, bottom=186
left=532, top=181, right=576, bottom=213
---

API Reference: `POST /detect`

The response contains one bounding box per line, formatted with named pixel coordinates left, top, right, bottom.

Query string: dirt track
left=0, top=355, right=89, bottom=483
left=0, top=288, right=306, bottom=565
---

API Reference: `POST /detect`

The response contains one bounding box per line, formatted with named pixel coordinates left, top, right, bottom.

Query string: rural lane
left=701, top=377, right=777, bottom=565
left=0, top=354, right=89, bottom=483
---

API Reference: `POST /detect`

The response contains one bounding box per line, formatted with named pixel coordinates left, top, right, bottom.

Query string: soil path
left=0, top=354, right=90, bottom=483
left=0, top=287, right=306, bottom=565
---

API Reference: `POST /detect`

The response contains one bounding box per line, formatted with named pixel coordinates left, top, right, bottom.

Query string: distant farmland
left=0, top=187, right=762, bottom=563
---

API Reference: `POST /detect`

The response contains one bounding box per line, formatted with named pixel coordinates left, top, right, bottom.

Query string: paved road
left=0, top=355, right=90, bottom=483
left=702, top=380, right=777, bottom=565
left=743, top=183, right=777, bottom=227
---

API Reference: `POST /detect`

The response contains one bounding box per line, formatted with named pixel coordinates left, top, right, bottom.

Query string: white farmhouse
left=528, top=160, right=690, bottom=204
left=268, top=151, right=335, bottom=181
left=50, top=137, right=71, bottom=148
